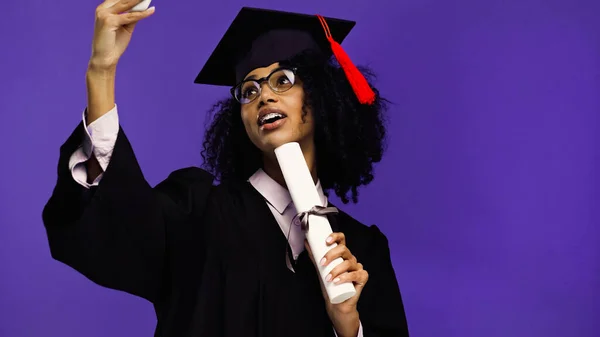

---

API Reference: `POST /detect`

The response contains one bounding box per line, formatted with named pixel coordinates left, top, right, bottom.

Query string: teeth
left=259, top=112, right=285, bottom=125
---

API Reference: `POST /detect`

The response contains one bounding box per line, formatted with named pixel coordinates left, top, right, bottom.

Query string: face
left=238, top=62, right=315, bottom=155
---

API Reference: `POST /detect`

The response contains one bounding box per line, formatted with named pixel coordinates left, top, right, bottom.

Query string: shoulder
left=159, top=167, right=257, bottom=201
left=155, top=166, right=216, bottom=195
left=151, top=167, right=217, bottom=217
left=158, top=169, right=257, bottom=208
left=163, top=166, right=215, bottom=183
left=334, top=209, right=396, bottom=276
left=335, top=208, right=389, bottom=249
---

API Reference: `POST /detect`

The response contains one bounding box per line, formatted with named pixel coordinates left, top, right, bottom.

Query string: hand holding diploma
left=274, top=142, right=357, bottom=303
left=275, top=142, right=368, bottom=336
left=305, top=233, right=368, bottom=337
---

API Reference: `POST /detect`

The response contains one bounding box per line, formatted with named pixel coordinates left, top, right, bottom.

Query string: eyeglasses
left=230, top=67, right=298, bottom=104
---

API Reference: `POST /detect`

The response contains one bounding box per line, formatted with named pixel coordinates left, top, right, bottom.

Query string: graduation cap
left=194, top=7, right=376, bottom=105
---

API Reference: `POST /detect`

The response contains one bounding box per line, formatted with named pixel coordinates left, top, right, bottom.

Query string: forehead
left=243, top=62, right=281, bottom=80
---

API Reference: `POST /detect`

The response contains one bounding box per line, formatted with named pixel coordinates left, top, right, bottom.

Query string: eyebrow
left=243, top=66, right=284, bottom=82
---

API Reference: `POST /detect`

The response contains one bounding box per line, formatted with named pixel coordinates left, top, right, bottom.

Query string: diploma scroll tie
left=295, top=205, right=340, bottom=231
left=285, top=206, right=339, bottom=270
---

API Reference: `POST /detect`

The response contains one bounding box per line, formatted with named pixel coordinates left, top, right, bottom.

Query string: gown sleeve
left=358, top=225, right=411, bottom=337
left=42, top=120, right=215, bottom=304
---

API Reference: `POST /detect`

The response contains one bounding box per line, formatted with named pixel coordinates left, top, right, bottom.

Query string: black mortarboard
left=194, top=7, right=376, bottom=104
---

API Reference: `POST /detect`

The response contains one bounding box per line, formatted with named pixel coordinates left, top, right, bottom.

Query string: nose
left=258, top=81, right=277, bottom=104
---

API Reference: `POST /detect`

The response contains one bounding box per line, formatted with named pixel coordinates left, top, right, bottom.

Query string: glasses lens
left=269, top=69, right=295, bottom=92
left=233, top=68, right=296, bottom=104
left=236, top=81, right=260, bottom=103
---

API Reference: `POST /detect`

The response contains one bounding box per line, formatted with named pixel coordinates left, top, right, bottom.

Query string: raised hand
left=89, top=0, right=155, bottom=70
left=84, top=0, right=155, bottom=126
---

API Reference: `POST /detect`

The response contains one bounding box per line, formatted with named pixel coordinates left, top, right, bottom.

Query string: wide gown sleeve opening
left=42, top=121, right=215, bottom=304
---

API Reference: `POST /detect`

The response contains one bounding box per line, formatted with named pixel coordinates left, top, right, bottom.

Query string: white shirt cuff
left=69, top=105, right=119, bottom=188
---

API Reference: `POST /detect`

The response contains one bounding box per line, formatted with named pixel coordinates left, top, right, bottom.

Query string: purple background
left=1, top=0, right=598, bottom=336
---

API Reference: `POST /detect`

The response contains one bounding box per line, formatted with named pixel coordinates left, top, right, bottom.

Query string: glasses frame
left=230, top=66, right=298, bottom=104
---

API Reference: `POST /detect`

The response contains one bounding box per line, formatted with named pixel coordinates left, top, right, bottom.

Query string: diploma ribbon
left=285, top=205, right=339, bottom=271
left=293, top=205, right=339, bottom=232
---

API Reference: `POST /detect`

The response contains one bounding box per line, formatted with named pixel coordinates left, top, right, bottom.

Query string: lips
left=257, top=108, right=287, bottom=127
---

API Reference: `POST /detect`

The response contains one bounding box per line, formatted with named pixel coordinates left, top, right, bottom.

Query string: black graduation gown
left=42, top=121, right=409, bottom=337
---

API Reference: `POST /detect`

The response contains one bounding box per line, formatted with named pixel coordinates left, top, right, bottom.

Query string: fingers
left=95, top=4, right=155, bottom=27
left=97, top=0, right=118, bottom=10
left=320, top=232, right=350, bottom=267
left=118, top=7, right=155, bottom=25
left=309, top=232, right=371, bottom=306
left=96, top=0, right=155, bottom=23
left=100, top=0, right=144, bottom=13
left=326, top=232, right=346, bottom=246
left=318, top=231, right=367, bottom=284
left=320, top=243, right=355, bottom=267
left=331, top=269, right=369, bottom=287
left=326, top=257, right=363, bottom=282
left=325, top=259, right=352, bottom=282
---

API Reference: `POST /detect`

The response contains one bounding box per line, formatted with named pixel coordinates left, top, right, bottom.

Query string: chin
left=257, top=131, right=308, bottom=153
left=260, top=137, right=297, bottom=153
left=250, top=123, right=313, bottom=154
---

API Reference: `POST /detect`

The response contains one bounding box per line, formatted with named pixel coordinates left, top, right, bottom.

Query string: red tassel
left=317, top=15, right=376, bottom=105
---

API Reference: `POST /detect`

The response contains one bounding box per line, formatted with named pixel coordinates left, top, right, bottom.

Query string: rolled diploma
left=274, top=142, right=356, bottom=304
left=128, top=0, right=152, bottom=12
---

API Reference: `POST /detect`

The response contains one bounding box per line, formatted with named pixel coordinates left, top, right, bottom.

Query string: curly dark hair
left=201, top=50, right=388, bottom=203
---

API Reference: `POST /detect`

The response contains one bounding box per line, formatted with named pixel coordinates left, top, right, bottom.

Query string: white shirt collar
left=248, top=168, right=328, bottom=214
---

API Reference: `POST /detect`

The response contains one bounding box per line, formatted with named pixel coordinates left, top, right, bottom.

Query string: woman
left=42, top=3, right=409, bottom=337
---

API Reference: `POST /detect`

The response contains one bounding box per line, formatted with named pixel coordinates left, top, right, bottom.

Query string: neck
left=262, top=142, right=317, bottom=188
